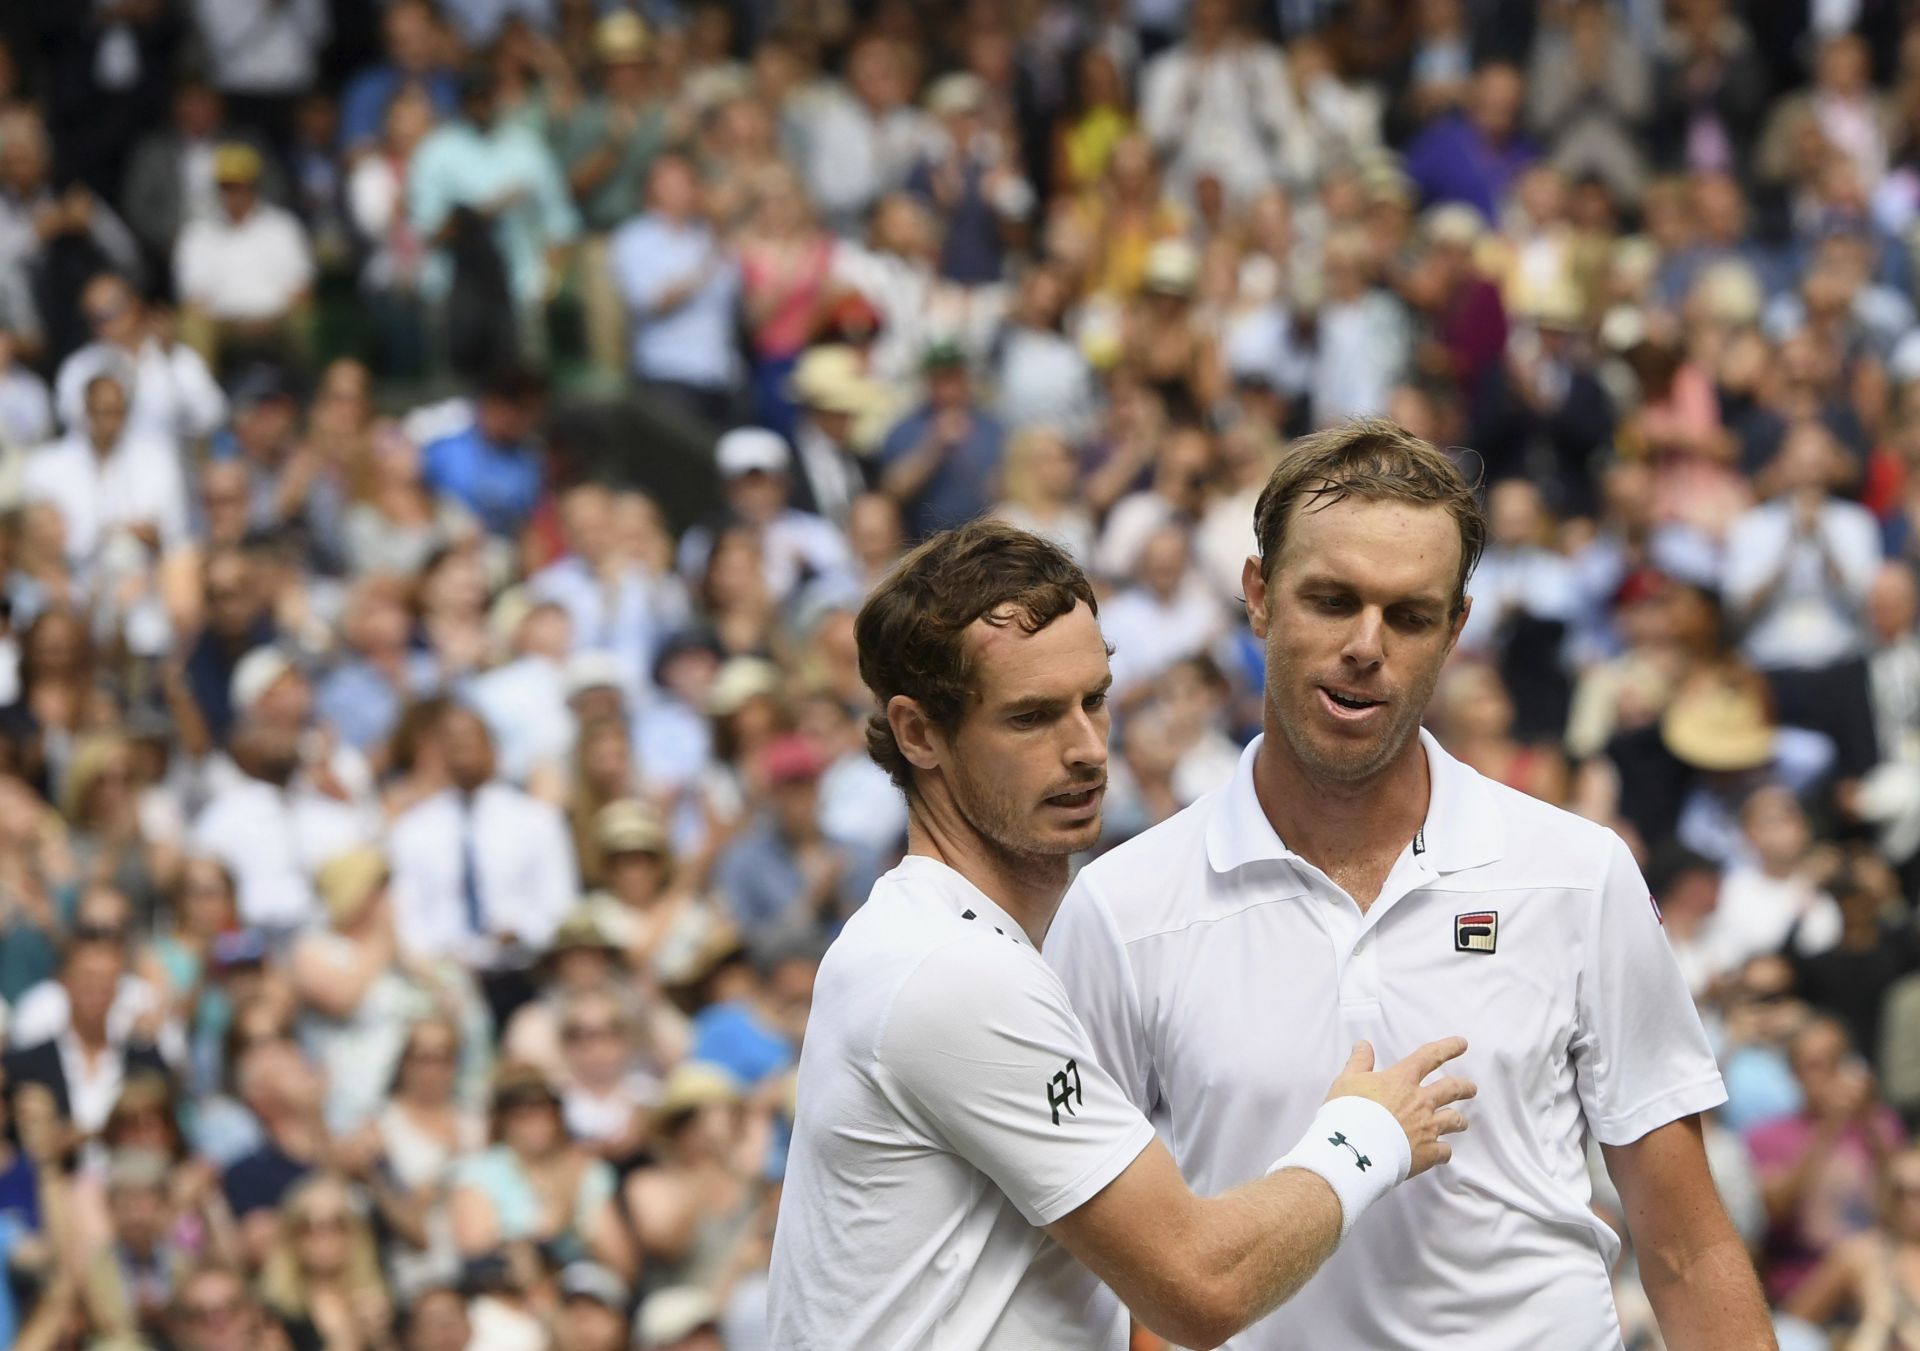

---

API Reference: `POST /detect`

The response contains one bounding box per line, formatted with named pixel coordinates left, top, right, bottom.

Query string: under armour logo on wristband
left=1328, top=1132, right=1372, bottom=1171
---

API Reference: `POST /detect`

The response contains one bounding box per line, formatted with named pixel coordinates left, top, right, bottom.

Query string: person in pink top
left=1748, top=1015, right=1908, bottom=1304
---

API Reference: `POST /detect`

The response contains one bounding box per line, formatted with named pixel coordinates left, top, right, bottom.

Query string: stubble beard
left=948, top=754, right=1088, bottom=883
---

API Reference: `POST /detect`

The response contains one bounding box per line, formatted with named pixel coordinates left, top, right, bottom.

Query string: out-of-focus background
left=0, top=0, right=1918, bottom=1347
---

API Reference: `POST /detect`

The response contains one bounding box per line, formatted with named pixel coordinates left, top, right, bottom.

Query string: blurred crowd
left=14, top=0, right=1920, bottom=1348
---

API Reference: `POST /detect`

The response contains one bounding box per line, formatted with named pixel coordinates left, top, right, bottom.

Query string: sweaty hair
left=1252, top=418, right=1486, bottom=615
left=856, top=520, right=1096, bottom=792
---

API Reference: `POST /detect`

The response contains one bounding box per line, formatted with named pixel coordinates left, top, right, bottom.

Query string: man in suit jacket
left=4, top=934, right=170, bottom=1135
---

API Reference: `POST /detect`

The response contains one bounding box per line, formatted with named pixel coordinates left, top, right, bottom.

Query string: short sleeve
left=877, top=941, right=1154, bottom=1228
left=1045, top=875, right=1157, bottom=1117
left=1572, top=834, right=1728, bottom=1146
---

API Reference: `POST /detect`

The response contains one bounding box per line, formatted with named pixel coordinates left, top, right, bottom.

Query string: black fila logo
left=1046, top=1059, right=1083, bottom=1125
left=1328, top=1131, right=1372, bottom=1171
left=1455, top=911, right=1498, bottom=954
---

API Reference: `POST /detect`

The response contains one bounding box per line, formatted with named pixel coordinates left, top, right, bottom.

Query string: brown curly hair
left=856, top=521, right=1097, bottom=792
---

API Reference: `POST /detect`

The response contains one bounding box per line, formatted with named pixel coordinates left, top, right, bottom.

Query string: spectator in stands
left=122, top=75, right=286, bottom=280
left=1751, top=1016, right=1909, bottom=1305
left=388, top=704, right=576, bottom=1031
left=419, top=366, right=547, bottom=539
left=3, top=932, right=171, bottom=1134
left=713, top=734, right=856, bottom=946
left=610, top=152, right=741, bottom=429
left=877, top=341, right=1006, bottom=538
left=408, top=63, right=579, bottom=370
left=173, top=145, right=314, bottom=375
left=23, top=370, right=189, bottom=576
left=55, top=273, right=226, bottom=453
left=338, top=0, right=459, bottom=157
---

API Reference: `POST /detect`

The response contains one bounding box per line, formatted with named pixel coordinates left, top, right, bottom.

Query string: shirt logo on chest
left=1454, top=910, right=1499, bottom=954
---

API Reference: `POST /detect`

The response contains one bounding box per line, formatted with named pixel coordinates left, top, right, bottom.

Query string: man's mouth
left=1045, top=783, right=1106, bottom=812
left=1319, top=686, right=1387, bottom=720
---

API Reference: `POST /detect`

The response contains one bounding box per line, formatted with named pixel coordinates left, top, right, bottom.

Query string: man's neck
left=904, top=799, right=1068, bottom=949
left=1252, top=726, right=1431, bottom=877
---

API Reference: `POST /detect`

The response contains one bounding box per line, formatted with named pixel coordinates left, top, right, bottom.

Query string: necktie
left=460, top=796, right=485, bottom=940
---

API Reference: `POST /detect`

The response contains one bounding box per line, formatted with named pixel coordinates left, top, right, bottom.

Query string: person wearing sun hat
left=557, top=10, right=670, bottom=374
left=786, top=345, right=885, bottom=522
left=293, top=844, right=484, bottom=1133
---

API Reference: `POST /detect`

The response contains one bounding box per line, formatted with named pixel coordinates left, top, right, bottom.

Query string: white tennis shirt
left=768, top=855, right=1153, bottom=1350
left=1047, top=731, right=1726, bottom=1350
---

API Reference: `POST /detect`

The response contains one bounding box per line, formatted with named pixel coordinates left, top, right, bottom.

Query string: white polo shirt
left=1047, top=731, right=1726, bottom=1351
left=768, top=855, right=1153, bottom=1351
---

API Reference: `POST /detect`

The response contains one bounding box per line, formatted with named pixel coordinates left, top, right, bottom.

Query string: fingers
left=1433, top=1108, right=1469, bottom=1137
left=1343, top=1041, right=1376, bottom=1075
left=1392, top=1036, right=1468, bottom=1084
left=1423, top=1075, right=1478, bottom=1108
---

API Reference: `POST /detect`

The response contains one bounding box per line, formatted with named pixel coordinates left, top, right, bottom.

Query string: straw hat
left=656, top=1062, right=744, bottom=1120
left=316, top=846, right=390, bottom=927
left=592, top=11, right=648, bottom=63
left=786, top=345, right=882, bottom=416
left=1660, top=675, right=1775, bottom=773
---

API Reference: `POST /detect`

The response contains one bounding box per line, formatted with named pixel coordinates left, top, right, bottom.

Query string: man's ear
left=886, top=695, right=945, bottom=776
left=1242, top=556, right=1271, bottom=641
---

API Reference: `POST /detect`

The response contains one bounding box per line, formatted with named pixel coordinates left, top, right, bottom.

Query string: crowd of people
left=7, top=0, right=1920, bottom=1346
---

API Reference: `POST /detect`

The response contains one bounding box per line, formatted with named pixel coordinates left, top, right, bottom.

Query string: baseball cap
left=559, top=1262, right=630, bottom=1310
left=715, top=427, right=790, bottom=478
left=921, top=337, right=969, bottom=372
left=633, top=1287, right=720, bottom=1349
left=212, top=142, right=263, bottom=185
left=759, top=732, right=827, bottom=786
left=229, top=646, right=297, bottom=719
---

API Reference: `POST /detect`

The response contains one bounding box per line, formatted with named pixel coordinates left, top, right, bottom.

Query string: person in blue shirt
left=1402, top=61, right=1538, bottom=222
left=420, top=366, right=548, bottom=537
left=338, top=0, right=461, bottom=154
left=610, top=152, right=743, bottom=429
left=686, top=940, right=815, bottom=1088
left=876, top=341, right=1006, bottom=539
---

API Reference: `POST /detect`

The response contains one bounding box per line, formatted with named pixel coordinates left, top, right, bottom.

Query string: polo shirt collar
left=1206, top=729, right=1504, bottom=877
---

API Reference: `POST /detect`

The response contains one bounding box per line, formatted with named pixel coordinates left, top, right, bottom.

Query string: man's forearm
left=1643, top=1232, right=1775, bottom=1350
left=1200, top=1168, right=1346, bottom=1329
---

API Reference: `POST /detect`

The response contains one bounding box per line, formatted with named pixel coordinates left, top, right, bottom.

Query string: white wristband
left=1266, top=1096, right=1412, bottom=1240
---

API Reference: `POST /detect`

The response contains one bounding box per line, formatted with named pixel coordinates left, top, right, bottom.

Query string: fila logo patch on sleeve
left=1454, top=911, right=1498, bottom=954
